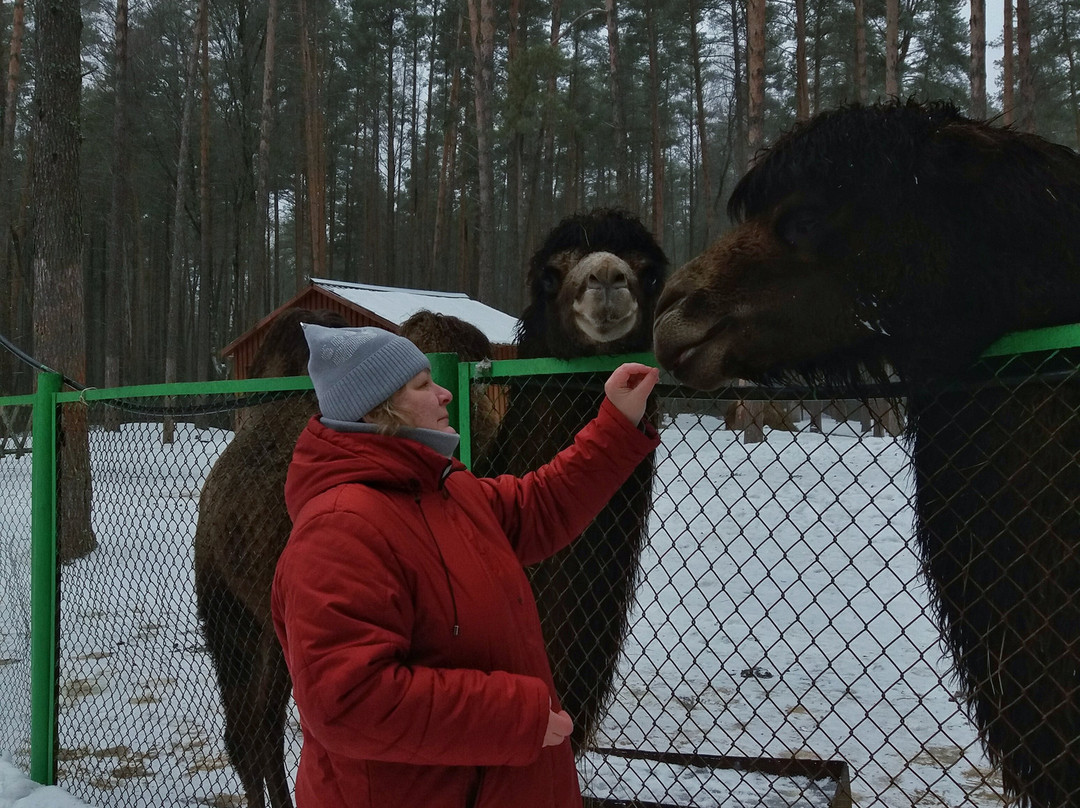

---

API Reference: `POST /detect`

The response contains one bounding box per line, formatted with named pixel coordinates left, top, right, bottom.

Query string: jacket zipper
left=412, top=479, right=461, bottom=638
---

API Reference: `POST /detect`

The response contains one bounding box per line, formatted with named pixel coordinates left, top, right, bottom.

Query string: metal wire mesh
left=0, top=402, right=33, bottom=775
left=54, top=392, right=308, bottom=807
left=11, top=348, right=1079, bottom=807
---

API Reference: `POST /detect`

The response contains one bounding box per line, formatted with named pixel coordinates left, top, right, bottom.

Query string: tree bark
left=385, top=9, right=397, bottom=283
left=1063, top=4, right=1080, bottom=145
left=970, top=0, right=987, bottom=119
left=466, top=0, right=496, bottom=304
left=163, top=12, right=201, bottom=443
left=747, top=0, right=765, bottom=155
left=604, top=0, right=629, bottom=207
left=646, top=0, right=663, bottom=243
left=105, top=0, right=130, bottom=403
left=689, top=0, right=714, bottom=241
left=1003, top=0, right=1014, bottom=125
left=529, top=0, right=564, bottom=259
left=0, top=0, right=23, bottom=390
left=886, top=0, right=900, bottom=98
left=432, top=14, right=464, bottom=284
left=506, top=0, right=522, bottom=277
left=299, top=0, right=327, bottom=280
left=794, top=0, right=809, bottom=120
left=854, top=0, right=868, bottom=104
left=730, top=0, right=747, bottom=174
left=252, top=0, right=278, bottom=321
left=198, top=0, right=211, bottom=381
left=31, top=0, right=96, bottom=561
left=1016, top=0, right=1034, bottom=132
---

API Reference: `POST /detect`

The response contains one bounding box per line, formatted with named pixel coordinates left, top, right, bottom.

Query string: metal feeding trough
left=582, top=747, right=852, bottom=808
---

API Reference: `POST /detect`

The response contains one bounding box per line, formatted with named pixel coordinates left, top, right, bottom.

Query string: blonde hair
left=363, top=393, right=407, bottom=435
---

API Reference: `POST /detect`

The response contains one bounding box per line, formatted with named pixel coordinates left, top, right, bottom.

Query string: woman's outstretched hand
left=543, top=708, right=573, bottom=747
left=604, top=362, right=660, bottom=426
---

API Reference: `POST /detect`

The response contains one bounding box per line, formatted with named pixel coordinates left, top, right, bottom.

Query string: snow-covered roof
left=312, top=278, right=520, bottom=346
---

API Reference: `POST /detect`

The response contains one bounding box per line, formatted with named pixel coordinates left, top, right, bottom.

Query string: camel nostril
left=587, top=270, right=629, bottom=290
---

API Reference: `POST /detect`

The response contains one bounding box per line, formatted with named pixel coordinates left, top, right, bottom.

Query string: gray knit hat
left=303, top=323, right=430, bottom=422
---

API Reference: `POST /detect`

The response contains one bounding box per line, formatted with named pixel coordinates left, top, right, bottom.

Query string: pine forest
left=1, top=0, right=1076, bottom=391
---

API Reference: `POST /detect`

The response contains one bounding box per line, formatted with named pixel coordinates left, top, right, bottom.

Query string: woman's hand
left=604, top=362, right=660, bottom=426
left=543, top=708, right=573, bottom=747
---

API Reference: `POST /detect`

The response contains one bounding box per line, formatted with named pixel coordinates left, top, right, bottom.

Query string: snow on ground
left=0, top=759, right=95, bottom=807
left=0, top=403, right=1005, bottom=806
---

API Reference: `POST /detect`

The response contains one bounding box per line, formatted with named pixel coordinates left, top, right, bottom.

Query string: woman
left=272, top=324, right=661, bottom=807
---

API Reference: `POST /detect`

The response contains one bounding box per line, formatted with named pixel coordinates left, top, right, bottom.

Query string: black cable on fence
left=0, top=330, right=307, bottom=418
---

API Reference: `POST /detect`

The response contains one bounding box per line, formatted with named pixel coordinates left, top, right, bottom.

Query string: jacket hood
left=285, top=415, right=460, bottom=521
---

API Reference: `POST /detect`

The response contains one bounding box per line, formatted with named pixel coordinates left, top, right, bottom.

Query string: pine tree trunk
left=467, top=0, right=496, bottom=303
left=689, top=0, right=714, bottom=241
left=604, top=0, right=629, bottom=207
left=794, top=0, right=808, bottom=120
left=0, top=0, right=22, bottom=390
left=747, top=0, right=765, bottom=155
left=506, top=0, right=521, bottom=280
left=299, top=0, right=327, bottom=279
left=385, top=12, right=397, bottom=283
left=970, top=0, right=987, bottom=119
left=432, top=14, right=464, bottom=285
left=533, top=0, right=563, bottom=246
left=730, top=0, right=747, bottom=174
left=646, top=0, right=663, bottom=243
left=252, top=0, right=277, bottom=320
left=163, top=12, right=201, bottom=444
left=197, top=0, right=211, bottom=381
left=1003, top=0, right=1014, bottom=125
left=854, top=0, right=868, bottom=104
left=105, top=0, right=130, bottom=410
left=1063, top=5, right=1080, bottom=146
left=886, top=0, right=900, bottom=98
left=1016, top=0, right=1034, bottom=132
left=31, top=0, right=96, bottom=562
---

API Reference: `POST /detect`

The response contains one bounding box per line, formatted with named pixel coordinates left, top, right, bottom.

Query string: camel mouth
left=653, top=310, right=736, bottom=390
left=574, top=307, right=639, bottom=344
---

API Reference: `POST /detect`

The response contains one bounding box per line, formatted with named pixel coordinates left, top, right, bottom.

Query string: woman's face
left=389, top=370, right=455, bottom=433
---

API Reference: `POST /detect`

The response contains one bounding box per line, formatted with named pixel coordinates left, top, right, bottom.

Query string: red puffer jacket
left=272, top=398, right=659, bottom=808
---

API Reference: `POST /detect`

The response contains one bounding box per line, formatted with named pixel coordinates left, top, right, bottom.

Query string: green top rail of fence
left=2, top=321, right=1077, bottom=412
left=978, top=322, right=1080, bottom=357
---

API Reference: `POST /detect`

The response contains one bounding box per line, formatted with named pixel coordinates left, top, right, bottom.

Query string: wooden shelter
left=221, top=279, right=520, bottom=379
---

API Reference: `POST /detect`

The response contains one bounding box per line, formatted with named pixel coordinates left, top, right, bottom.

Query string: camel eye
left=538, top=267, right=561, bottom=296
left=641, top=266, right=662, bottom=294
left=776, top=207, right=823, bottom=251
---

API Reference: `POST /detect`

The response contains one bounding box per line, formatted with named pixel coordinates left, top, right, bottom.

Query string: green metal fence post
left=427, top=352, right=461, bottom=450
left=29, top=371, right=60, bottom=785
left=456, top=361, right=473, bottom=469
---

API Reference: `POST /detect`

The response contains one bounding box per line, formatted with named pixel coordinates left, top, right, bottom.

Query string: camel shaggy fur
left=653, top=99, right=1080, bottom=807
left=475, top=207, right=668, bottom=750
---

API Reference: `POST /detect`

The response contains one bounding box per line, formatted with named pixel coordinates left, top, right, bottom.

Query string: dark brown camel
left=475, top=207, right=668, bottom=750
left=653, top=100, right=1080, bottom=808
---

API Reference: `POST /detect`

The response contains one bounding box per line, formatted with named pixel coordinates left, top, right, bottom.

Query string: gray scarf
left=320, top=417, right=461, bottom=459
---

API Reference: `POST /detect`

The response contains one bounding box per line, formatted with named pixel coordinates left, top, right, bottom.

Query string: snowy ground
left=0, top=759, right=95, bottom=807
left=0, top=403, right=1005, bottom=807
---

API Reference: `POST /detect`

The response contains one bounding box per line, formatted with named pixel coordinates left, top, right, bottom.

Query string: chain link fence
left=0, top=397, right=33, bottom=780
left=0, top=347, right=1077, bottom=807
